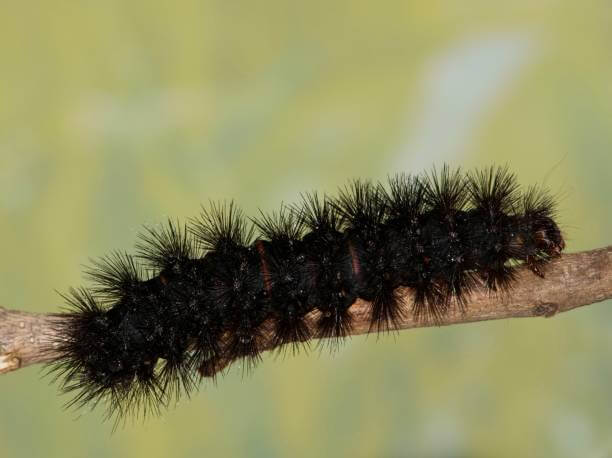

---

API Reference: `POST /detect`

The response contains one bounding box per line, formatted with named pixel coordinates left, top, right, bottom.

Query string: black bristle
left=419, top=166, right=473, bottom=315
left=190, top=200, right=254, bottom=253
left=466, top=167, right=521, bottom=292
left=296, top=192, right=355, bottom=348
left=84, top=252, right=143, bottom=302
left=253, top=208, right=311, bottom=354
left=332, top=180, right=404, bottom=332
left=515, top=185, right=564, bottom=276
left=136, top=219, right=198, bottom=273
left=424, top=165, right=469, bottom=213
left=467, top=166, right=520, bottom=215
left=48, top=288, right=165, bottom=425
left=252, top=206, right=305, bottom=242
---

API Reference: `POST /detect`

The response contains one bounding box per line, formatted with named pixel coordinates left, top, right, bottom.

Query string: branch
left=1, top=246, right=611, bottom=376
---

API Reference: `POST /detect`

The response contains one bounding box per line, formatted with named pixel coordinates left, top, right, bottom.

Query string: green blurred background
left=1, top=2, right=611, bottom=457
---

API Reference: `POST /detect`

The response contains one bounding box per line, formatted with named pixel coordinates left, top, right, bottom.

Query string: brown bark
left=1, top=246, right=611, bottom=376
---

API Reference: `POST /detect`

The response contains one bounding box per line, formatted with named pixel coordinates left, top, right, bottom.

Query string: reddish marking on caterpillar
left=348, top=241, right=361, bottom=279
left=256, top=240, right=272, bottom=294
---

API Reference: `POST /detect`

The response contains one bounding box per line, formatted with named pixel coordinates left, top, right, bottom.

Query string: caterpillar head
left=532, top=216, right=565, bottom=257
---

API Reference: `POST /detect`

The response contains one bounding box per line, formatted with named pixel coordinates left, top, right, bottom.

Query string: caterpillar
left=44, top=165, right=564, bottom=422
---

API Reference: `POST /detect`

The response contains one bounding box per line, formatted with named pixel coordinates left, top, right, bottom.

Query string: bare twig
left=1, top=246, right=611, bottom=376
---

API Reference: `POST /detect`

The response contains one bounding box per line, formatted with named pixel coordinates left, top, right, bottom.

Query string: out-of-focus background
left=1, top=2, right=611, bottom=457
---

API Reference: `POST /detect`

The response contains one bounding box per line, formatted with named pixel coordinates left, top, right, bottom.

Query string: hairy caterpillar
left=44, top=166, right=564, bottom=422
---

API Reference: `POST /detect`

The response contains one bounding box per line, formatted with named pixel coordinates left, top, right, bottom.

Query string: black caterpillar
left=45, top=166, right=565, bottom=421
